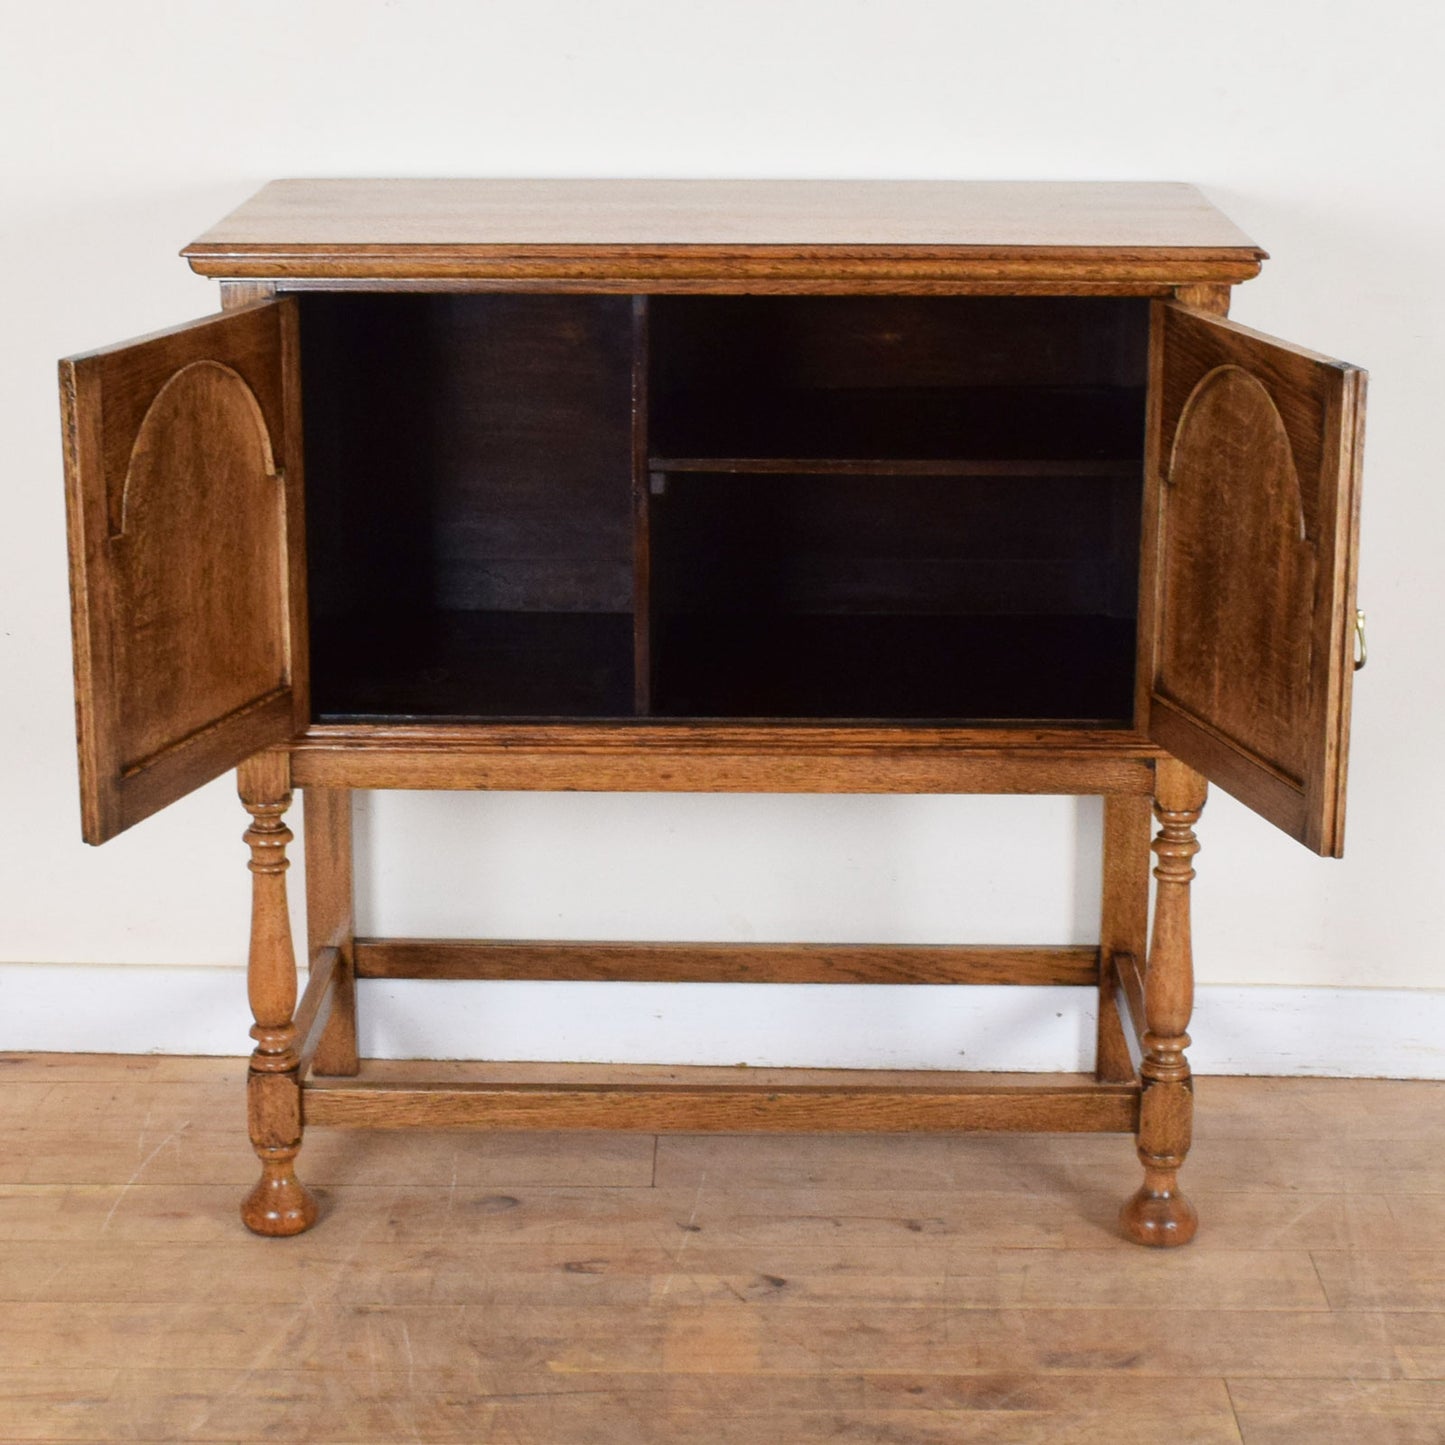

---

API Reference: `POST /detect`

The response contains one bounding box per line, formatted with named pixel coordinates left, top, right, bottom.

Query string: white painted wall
left=1, top=1, right=1439, bottom=1067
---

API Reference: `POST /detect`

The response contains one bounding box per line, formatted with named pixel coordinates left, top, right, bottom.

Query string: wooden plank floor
left=0, top=1055, right=1443, bottom=1443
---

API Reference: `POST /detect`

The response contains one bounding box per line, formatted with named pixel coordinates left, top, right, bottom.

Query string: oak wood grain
left=1097, top=794, right=1152, bottom=1082
left=302, top=787, right=357, bottom=1076
left=1144, top=302, right=1366, bottom=855
left=182, top=180, right=1265, bottom=292
left=291, top=944, right=337, bottom=1078
left=236, top=754, right=316, bottom=1235
left=1121, top=759, right=1206, bottom=1246
left=302, top=1077, right=1139, bottom=1133
left=288, top=722, right=1164, bottom=794
left=190, top=179, right=1263, bottom=249
left=353, top=939, right=1100, bottom=986
left=60, top=302, right=302, bottom=843
left=1115, top=951, right=1148, bottom=1065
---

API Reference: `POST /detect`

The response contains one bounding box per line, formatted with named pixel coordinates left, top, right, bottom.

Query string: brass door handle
left=1354, top=609, right=1368, bottom=671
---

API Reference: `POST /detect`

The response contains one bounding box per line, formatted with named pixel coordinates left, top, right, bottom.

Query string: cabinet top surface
left=189, top=179, right=1258, bottom=249
left=182, top=180, right=1264, bottom=287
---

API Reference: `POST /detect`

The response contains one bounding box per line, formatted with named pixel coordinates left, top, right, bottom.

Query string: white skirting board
left=2, top=962, right=1444, bottom=1078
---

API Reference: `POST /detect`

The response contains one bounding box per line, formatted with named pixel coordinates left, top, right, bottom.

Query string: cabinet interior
left=300, top=293, right=1148, bottom=725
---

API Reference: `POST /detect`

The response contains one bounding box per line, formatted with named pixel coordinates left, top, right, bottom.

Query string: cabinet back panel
left=649, top=296, right=1148, bottom=462
left=300, top=294, right=635, bottom=718
left=300, top=292, right=1143, bottom=724
left=649, top=469, right=1140, bottom=722
left=653, top=613, right=1136, bottom=722
left=651, top=296, right=1148, bottom=390
left=653, top=472, right=1140, bottom=617
left=300, top=293, right=634, bottom=620
left=309, top=611, right=633, bottom=721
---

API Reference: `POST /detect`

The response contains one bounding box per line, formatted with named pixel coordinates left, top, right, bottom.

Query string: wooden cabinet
left=59, top=180, right=1366, bottom=1242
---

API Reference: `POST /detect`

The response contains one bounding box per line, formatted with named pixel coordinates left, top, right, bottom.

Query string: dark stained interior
left=300, top=293, right=1148, bottom=723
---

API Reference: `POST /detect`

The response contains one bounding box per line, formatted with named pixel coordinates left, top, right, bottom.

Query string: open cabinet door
left=60, top=300, right=307, bottom=844
left=1143, top=302, right=1365, bottom=856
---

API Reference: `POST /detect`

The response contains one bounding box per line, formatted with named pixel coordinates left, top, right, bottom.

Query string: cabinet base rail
left=352, top=938, right=1101, bottom=986
left=302, top=1073, right=1140, bottom=1134
left=293, top=935, right=1136, bottom=1132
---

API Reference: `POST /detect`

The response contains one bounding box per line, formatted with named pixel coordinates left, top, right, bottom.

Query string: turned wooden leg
left=305, top=787, right=358, bottom=1076
left=1120, top=758, right=1206, bottom=1248
left=239, top=752, right=318, bottom=1237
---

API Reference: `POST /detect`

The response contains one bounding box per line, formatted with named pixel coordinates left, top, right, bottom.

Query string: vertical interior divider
left=630, top=294, right=653, bottom=715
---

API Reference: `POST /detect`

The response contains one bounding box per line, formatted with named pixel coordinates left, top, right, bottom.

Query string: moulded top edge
left=182, top=178, right=1266, bottom=262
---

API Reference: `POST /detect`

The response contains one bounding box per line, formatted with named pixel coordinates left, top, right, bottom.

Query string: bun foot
left=1120, top=1168, right=1197, bottom=1247
left=241, top=1148, right=318, bottom=1236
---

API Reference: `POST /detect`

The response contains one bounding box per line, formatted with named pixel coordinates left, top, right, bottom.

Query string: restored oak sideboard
left=58, top=180, right=1367, bottom=1244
